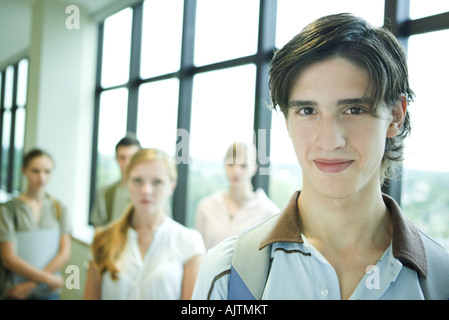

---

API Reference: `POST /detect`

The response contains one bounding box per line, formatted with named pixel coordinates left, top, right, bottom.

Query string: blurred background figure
left=194, top=142, right=280, bottom=250
left=90, top=135, right=141, bottom=228
left=84, top=148, right=205, bottom=300
left=0, top=149, right=71, bottom=300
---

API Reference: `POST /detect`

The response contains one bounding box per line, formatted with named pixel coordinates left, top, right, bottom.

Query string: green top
left=0, top=194, right=71, bottom=242
left=0, top=194, right=71, bottom=299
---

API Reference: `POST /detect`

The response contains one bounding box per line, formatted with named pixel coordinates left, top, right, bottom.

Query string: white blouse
left=101, top=217, right=205, bottom=300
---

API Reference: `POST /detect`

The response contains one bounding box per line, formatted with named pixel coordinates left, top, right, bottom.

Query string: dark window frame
left=0, top=58, right=28, bottom=195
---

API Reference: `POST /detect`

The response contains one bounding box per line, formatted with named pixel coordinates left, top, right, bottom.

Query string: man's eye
left=345, top=107, right=366, bottom=115
left=298, top=107, right=315, bottom=115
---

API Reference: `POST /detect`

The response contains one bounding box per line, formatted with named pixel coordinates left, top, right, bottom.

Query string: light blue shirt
left=192, top=192, right=432, bottom=300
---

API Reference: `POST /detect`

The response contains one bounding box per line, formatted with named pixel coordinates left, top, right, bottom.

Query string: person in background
left=194, top=142, right=280, bottom=250
left=0, top=149, right=71, bottom=300
left=192, top=13, right=449, bottom=300
left=83, top=148, right=205, bottom=300
left=90, top=135, right=141, bottom=227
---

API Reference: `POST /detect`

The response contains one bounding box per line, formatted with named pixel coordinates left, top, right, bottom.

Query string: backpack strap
left=228, top=214, right=279, bottom=300
left=47, top=195, right=61, bottom=221
left=418, top=231, right=449, bottom=300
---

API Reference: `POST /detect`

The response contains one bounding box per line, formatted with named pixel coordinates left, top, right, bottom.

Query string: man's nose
left=315, top=116, right=346, bottom=151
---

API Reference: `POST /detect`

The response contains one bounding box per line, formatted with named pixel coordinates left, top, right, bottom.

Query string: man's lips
left=314, top=159, right=354, bottom=173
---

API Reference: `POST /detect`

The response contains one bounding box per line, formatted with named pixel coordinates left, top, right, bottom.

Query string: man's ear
left=387, top=96, right=407, bottom=138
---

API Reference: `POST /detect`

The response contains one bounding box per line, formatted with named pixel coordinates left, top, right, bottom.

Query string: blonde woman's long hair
left=90, top=148, right=177, bottom=280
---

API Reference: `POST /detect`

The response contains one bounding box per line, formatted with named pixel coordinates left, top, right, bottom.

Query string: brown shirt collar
left=259, top=191, right=428, bottom=278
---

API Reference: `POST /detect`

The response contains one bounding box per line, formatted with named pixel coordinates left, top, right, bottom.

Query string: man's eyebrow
left=337, top=98, right=373, bottom=106
left=287, top=98, right=373, bottom=108
left=287, top=100, right=317, bottom=108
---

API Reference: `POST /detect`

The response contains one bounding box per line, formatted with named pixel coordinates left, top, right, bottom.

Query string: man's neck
left=297, top=185, right=392, bottom=251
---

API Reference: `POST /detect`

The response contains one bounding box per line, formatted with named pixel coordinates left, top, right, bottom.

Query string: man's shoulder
left=96, top=181, right=121, bottom=196
left=192, top=236, right=238, bottom=299
left=418, top=231, right=449, bottom=274
left=203, top=236, right=238, bottom=272
left=417, top=230, right=449, bottom=299
left=418, top=230, right=449, bottom=262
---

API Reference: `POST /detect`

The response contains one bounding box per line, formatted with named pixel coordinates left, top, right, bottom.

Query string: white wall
left=25, top=0, right=97, bottom=239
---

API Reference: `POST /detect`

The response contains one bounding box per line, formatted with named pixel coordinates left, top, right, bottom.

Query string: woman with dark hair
left=0, top=148, right=71, bottom=300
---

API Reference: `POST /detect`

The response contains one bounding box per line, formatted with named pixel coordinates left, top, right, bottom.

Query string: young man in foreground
left=192, top=13, right=449, bottom=300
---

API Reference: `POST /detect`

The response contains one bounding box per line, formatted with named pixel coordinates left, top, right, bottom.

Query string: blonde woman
left=0, top=149, right=71, bottom=300
left=84, top=148, right=205, bottom=300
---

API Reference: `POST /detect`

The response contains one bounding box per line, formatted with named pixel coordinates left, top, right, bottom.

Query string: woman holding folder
left=0, top=148, right=71, bottom=300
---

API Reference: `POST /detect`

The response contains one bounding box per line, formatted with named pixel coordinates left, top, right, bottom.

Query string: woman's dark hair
left=269, top=13, right=414, bottom=183
left=22, top=148, right=54, bottom=169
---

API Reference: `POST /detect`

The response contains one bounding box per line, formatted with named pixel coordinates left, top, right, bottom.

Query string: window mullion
left=127, top=3, right=143, bottom=133
left=252, top=0, right=277, bottom=195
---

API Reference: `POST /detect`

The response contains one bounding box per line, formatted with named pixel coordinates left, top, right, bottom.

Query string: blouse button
left=321, top=288, right=329, bottom=296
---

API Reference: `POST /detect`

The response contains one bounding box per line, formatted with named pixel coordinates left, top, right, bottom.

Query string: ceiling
left=0, top=0, right=138, bottom=68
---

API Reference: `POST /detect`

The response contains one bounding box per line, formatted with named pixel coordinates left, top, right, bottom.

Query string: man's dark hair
left=115, top=135, right=141, bottom=153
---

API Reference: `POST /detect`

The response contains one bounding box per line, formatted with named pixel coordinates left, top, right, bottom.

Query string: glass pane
left=186, top=64, right=257, bottom=227
left=1, top=110, right=11, bottom=188
left=101, top=8, right=133, bottom=88
left=137, top=79, right=179, bottom=156
left=194, top=0, right=260, bottom=66
left=140, top=0, right=184, bottom=78
left=4, top=66, right=14, bottom=109
left=410, top=0, right=449, bottom=19
left=269, top=110, right=303, bottom=209
left=96, top=88, right=128, bottom=188
left=403, top=30, right=449, bottom=249
left=16, top=59, right=28, bottom=108
left=276, top=0, right=385, bottom=49
left=12, top=108, right=26, bottom=192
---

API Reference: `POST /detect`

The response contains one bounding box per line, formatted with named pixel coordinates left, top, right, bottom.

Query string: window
left=0, top=58, right=28, bottom=197
left=91, top=4, right=184, bottom=217
left=410, top=0, right=449, bottom=19
left=140, top=0, right=184, bottom=78
left=91, top=1, right=448, bottom=242
left=186, top=64, right=257, bottom=227
left=100, top=8, right=132, bottom=88
left=402, top=29, right=449, bottom=249
left=96, top=88, right=128, bottom=187
left=91, top=1, right=271, bottom=227
left=137, top=79, right=179, bottom=156
left=194, top=0, right=259, bottom=66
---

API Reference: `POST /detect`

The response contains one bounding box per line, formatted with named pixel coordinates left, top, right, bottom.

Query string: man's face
left=285, top=57, right=398, bottom=199
left=116, top=145, right=140, bottom=178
